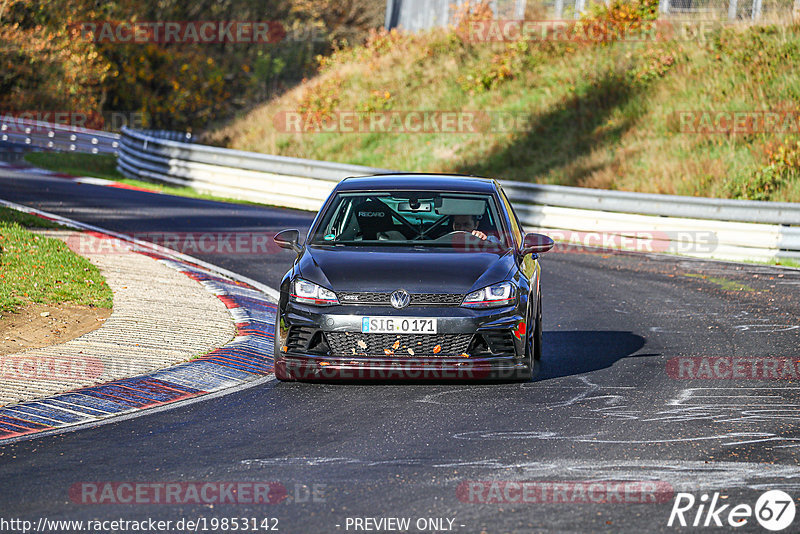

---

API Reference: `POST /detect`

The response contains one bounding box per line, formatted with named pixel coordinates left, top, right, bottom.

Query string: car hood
left=297, top=245, right=516, bottom=294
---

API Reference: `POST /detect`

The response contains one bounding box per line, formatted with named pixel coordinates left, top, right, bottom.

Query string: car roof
left=335, top=173, right=499, bottom=194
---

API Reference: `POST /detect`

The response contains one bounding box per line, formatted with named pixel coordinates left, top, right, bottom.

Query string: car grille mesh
left=337, top=292, right=463, bottom=306
left=326, top=332, right=473, bottom=357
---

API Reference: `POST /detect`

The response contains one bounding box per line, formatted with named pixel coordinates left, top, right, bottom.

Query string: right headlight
left=291, top=278, right=339, bottom=306
left=461, top=281, right=515, bottom=308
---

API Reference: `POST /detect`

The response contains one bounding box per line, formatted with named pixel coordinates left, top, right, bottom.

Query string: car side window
left=498, top=187, right=522, bottom=248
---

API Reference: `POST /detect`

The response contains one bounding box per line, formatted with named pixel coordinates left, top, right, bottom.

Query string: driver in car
left=452, top=214, right=497, bottom=242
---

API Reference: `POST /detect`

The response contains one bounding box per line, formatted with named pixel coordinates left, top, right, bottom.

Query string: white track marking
left=239, top=457, right=800, bottom=491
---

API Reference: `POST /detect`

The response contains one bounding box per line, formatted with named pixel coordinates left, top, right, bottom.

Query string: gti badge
left=390, top=289, right=410, bottom=309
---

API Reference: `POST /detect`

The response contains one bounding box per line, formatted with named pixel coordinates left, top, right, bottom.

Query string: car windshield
left=309, top=191, right=509, bottom=249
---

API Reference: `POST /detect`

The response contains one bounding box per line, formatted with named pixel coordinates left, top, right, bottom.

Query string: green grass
left=24, top=152, right=122, bottom=181
left=737, top=257, right=800, bottom=269
left=0, top=210, right=113, bottom=313
left=683, top=273, right=756, bottom=291
left=23, top=152, right=273, bottom=207
left=0, top=207, right=65, bottom=229
left=775, top=258, right=800, bottom=269
left=207, top=20, right=800, bottom=202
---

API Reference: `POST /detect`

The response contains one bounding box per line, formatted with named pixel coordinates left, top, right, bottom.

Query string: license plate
left=361, top=317, right=437, bottom=334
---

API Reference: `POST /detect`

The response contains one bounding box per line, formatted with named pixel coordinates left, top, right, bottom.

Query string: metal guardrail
left=499, top=182, right=800, bottom=226
left=0, top=115, right=120, bottom=154
left=118, top=127, right=389, bottom=211
left=116, top=126, right=800, bottom=263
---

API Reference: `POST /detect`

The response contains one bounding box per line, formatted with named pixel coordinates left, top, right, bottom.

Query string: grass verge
left=207, top=6, right=800, bottom=202
left=0, top=207, right=113, bottom=313
left=683, top=273, right=756, bottom=291
left=24, top=151, right=122, bottom=181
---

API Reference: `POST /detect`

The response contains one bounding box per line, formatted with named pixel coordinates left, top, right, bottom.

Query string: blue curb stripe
left=53, top=393, right=133, bottom=414
left=0, top=408, right=66, bottom=426
left=46, top=397, right=115, bottom=417
left=79, top=387, right=156, bottom=408
left=112, top=383, right=193, bottom=404
left=207, top=345, right=273, bottom=365
left=0, top=244, right=277, bottom=443
left=149, top=363, right=249, bottom=391
left=0, top=422, right=29, bottom=433
left=190, top=360, right=258, bottom=380
left=1, top=403, right=87, bottom=424
left=201, top=357, right=271, bottom=375
left=115, top=377, right=203, bottom=399
left=0, top=416, right=49, bottom=431
left=234, top=308, right=275, bottom=324
left=228, top=295, right=278, bottom=308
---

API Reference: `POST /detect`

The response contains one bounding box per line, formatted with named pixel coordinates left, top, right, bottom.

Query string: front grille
left=326, top=332, right=473, bottom=357
left=337, top=292, right=463, bottom=306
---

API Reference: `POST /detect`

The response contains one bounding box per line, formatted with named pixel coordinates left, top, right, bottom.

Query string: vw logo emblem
left=390, top=289, right=410, bottom=309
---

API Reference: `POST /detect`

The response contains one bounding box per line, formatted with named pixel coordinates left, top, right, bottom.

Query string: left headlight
left=461, top=281, right=515, bottom=308
left=291, top=278, right=339, bottom=306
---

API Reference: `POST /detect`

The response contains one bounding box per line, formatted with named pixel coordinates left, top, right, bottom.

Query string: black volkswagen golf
left=273, top=174, right=553, bottom=381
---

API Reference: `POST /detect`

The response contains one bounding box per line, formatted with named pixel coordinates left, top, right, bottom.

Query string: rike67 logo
left=668, top=490, right=796, bottom=531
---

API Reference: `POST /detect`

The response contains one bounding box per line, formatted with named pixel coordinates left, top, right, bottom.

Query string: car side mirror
left=521, top=232, right=554, bottom=255
left=274, top=229, right=302, bottom=253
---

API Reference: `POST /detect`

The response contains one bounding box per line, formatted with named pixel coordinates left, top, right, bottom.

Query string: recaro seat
left=353, top=199, right=405, bottom=241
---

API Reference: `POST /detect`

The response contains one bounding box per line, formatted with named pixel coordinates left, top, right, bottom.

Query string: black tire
left=512, top=292, right=538, bottom=381
left=515, top=291, right=543, bottom=381
left=274, top=310, right=291, bottom=381
left=533, top=291, right=542, bottom=362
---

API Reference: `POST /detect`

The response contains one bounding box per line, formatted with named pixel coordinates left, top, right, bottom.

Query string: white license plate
left=361, top=317, right=437, bottom=334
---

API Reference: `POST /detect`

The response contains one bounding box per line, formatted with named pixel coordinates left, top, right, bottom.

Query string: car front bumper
left=274, top=303, right=530, bottom=381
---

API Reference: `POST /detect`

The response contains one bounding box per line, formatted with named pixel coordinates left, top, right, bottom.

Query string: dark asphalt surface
left=1, top=171, right=799, bottom=533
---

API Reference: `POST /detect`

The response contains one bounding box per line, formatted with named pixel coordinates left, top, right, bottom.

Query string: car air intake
left=286, top=326, right=330, bottom=355
left=326, top=333, right=472, bottom=357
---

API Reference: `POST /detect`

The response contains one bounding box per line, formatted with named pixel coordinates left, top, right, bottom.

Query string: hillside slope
left=207, top=7, right=800, bottom=202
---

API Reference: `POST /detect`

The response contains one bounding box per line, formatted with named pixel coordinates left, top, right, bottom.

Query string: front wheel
left=274, top=310, right=292, bottom=381
left=514, top=292, right=541, bottom=381
left=533, top=291, right=542, bottom=362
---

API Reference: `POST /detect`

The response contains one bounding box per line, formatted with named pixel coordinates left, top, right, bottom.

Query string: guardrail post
left=728, top=0, right=738, bottom=19
left=574, top=0, right=585, bottom=19
left=751, top=0, right=762, bottom=19
left=514, top=0, right=526, bottom=18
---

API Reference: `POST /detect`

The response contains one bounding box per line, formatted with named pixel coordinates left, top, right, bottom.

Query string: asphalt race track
left=1, top=169, right=799, bottom=533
